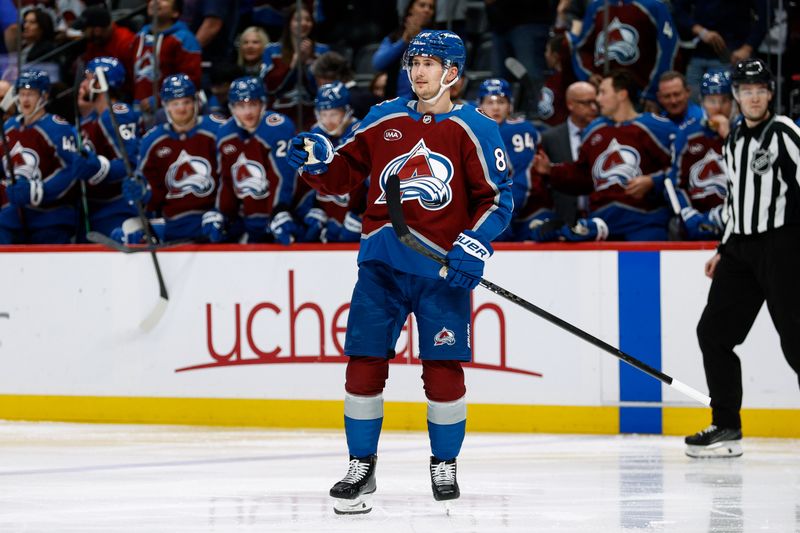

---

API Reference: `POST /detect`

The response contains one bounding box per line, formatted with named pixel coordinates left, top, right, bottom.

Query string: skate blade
left=333, top=495, right=373, bottom=515
left=686, top=440, right=743, bottom=458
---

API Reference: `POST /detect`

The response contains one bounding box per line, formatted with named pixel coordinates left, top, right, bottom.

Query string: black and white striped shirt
left=721, top=114, right=800, bottom=246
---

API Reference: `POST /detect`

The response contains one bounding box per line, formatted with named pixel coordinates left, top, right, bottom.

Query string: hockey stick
left=87, top=230, right=199, bottom=253
left=95, top=67, right=168, bottom=332
left=385, top=174, right=711, bottom=406
left=504, top=57, right=537, bottom=119
left=664, top=177, right=684, bottom=241
left=72, top=58, right=91, bottom=236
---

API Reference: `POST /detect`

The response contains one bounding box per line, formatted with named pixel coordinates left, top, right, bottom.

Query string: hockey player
left=533, top=69, right=678, bottom=241
left=209, top=76, right=297, bottom=244
left=477, top=78, right=554, bottom=241
left=668, top=69, right=732, bottom=240
left=0, top=69, right=104, bottom=243
left=120, top=74, right=222, bottom=242
left=301, top=81, right=366, bottom=243
left=79, top=56, right=140, bottom=237
left=286, top=30, right=512, bottom=513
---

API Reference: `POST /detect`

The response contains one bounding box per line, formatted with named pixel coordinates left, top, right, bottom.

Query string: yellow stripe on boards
left=0, top=396, right=797, bottom=437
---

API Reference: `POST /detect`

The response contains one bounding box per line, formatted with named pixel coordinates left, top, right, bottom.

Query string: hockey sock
left=344, top=392, right=383, bottom=458
left=427, top=396, right=466, bottom=460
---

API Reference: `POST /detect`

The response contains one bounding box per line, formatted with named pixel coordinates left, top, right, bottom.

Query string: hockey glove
left=444, top=230, right=493, bottom=290
left=528, top=217, right=564, bottom=242
left=681, top=207, right=721, bottom=240
left=287, top=132, right=334, bottom=175
left=560, top=217, right=609, bottom=242
left=270, top=210, right=295, bottom=245
left=302, top=207, right=328, bottom=242
left=6, top=177, right=43, bottom=206
left=122, top=177, right=151, bottom=206
left=201, top=211, right=226, bottom=243
left=339, top=211, right=363, bottom=242
left=74, top=149, right=110, bottom=185
left=110, top=217, right=145, bottom=245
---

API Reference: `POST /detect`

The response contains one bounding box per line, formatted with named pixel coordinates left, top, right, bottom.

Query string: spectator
left=372, top=0, right=435, bottom=99
left=180, top=0, right=240, bottom=63
left=656, top=71, right=704, bottom=128
left=20, top=7, right=56, bottom=65
left=485, top=0, right=555, bottom=106
left=131, top=0, right=202, bottom=118
left=533, top=70, right=677, bottom=241
left=76, top=4, right=135, bottom=76
left=672, top=0, right=769, bottom=101
left=0, top=0, right=19, bottom=56
left=370, top=71, right=388, bottom=100
left=540, top=80, right=599, bottom=225
left=538, top=33, right=572, bottom=127
left=569, top=0, right=678, bottom=108
left=237, top=25, right=269, bottom=78
left=311, top=51, right=380, bottom=120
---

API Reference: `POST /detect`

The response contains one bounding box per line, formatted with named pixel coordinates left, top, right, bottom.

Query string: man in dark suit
left=541, top=81, right=598, bottom=224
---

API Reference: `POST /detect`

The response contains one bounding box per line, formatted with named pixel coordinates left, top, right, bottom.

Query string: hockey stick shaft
left=72, top=58, right=91, bottom=235
left=385, top=174, right=710, bottom=406
left=96, top=67, right=168, bottom=330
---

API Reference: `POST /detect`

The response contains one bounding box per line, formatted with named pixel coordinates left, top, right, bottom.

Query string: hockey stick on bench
left=385, top=174, right=711, bottom=407
left=95, top=67, right=168, bottom=332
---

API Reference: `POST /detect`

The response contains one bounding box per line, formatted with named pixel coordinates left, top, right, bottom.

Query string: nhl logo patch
left=749, top=148, right=775, bottom=175
left=422, top=115, right=432, bottom=124
left=433, top=327, right=456, bottom=346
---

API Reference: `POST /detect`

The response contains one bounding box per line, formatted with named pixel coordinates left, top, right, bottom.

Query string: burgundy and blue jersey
left=138, top=115, right=223, bottom=221
left=301, top=98, right=513, bottom=279
left=569, top=0, right=678, bottom=102
left=671, top=118, right=727, bottom=213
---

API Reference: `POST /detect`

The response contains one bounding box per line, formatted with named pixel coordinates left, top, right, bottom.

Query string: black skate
left=430, top=456, right=460, bottom=503
left=330, top=455, right=377, bottom=515
left=685, top=425, right=743, bottom=458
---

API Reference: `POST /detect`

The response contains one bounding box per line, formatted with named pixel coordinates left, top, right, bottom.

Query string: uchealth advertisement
left=0, top=245, right=797, bottom=435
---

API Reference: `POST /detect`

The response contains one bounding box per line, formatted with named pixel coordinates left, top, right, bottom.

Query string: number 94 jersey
left=498, top=116, right=540, bottom=214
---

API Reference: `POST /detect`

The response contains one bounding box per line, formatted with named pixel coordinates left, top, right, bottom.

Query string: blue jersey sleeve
left=38, top=117, right=80, bottom=204
left=501, top=119, right=540, bottom=214
left=100, top=105, right=141, bottom=182
left=639, top=113, right=680, bottom=196
left=257, top=111, right=298, bottom=209
left=643, top=0, right=678, bottom=102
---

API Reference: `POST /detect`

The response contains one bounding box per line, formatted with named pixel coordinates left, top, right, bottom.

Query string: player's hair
left=312, top=51, right=354, bottom=83
left=605, top=70, right=641, bottom=102
left=658, top=70, right=688, bottom=89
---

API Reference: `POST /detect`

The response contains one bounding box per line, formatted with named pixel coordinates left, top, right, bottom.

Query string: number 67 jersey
left=300, top=98, right=513, bottom=279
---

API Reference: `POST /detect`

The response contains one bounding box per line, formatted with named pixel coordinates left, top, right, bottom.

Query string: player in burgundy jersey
left=208, top=76, right=297, bottom=244
left=533, top=70, right=678, bottom=241
left=120, top=74, right=222, bottom=243
left=0, top=69, right=104, bottom=243
left=286, top=30, right=512, bottom=514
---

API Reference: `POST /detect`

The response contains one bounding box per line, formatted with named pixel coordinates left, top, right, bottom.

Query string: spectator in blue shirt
left=0, top=0, right=18, bottom=57
left=181, top=0, right=240, bottom=63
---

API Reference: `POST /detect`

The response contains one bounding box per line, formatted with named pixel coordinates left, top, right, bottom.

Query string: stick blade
left=504, top=57, right=527, bottom=80
left=139, top=296, right=168, bottom=332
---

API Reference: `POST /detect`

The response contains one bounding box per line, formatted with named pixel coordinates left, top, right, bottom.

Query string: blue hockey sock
left=427, top=396, right=466, bottom=460
left=344, top=392, right=383, bottom=458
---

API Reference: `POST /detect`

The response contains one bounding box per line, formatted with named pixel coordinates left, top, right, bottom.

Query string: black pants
left=696, top=225, right=800, bottom=429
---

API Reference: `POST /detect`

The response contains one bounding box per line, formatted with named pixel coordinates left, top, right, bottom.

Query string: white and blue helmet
left=315, top=81, right=350, bottom=111
left=478, top=78, right=512, bottom=103
left=700, top=69, right=732, bottom=97
left=402, top=30, right=466, bottom=104
left=228, top=76, right=266, bottom=104
left=160, top=73, right=196, bottom=103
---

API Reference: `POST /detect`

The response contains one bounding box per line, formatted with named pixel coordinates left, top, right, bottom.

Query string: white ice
left=0, top=421, right=798, bottom=532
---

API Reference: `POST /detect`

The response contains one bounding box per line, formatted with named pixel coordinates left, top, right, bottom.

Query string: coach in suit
left=541, top=81, right=598, bottom=224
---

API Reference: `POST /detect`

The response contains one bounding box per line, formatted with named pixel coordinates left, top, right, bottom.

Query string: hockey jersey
left=215, top=111, right=297, bottom=234
left=132, top=21, right=202, bottom=107
left=498, top=116, right=541, bottom=214
left=0, top=114, right=83, bottom=230
left=672, top=118, right=727, bottom=213
left=138, top=115, right=222, bottom=220
left=549, top=113, right=677, bottom=213
left=80, top=103, right=141, bottom=223
left=569, top=0, right=677, bottom=102
left=301, top=98, right=513, bottom=279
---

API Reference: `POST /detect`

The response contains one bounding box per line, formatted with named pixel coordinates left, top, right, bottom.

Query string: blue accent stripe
left=618, top=252, right=662, bottom=434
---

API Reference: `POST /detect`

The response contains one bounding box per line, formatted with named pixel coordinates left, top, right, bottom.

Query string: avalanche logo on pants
left=376, top=139, right=454, bottom=210
left=434, top=327, right=456, bottom=346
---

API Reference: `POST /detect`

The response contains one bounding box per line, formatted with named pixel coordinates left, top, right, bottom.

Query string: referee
left=685, top=58, right=800, bottom=458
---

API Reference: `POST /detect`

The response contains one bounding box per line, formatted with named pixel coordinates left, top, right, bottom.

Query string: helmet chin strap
left=408, top=68, right=459, bottom=106
left=230, top=101, right=266, bottom=133
left=166, top=98, right=199, bottom=131
left=21, top=94, right=47, bottom=124
left=316, top=107, right=353, bottom=137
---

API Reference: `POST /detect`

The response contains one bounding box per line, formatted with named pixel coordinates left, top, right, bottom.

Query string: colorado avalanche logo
left=594, top=17, right=640, bottom=66
left=688, top=150, right=727, bottom=201
left=433, top=327, right=456, bottom=347
left=4, top=141, right=41, bottom=181
left=165, top=150, right=214, bottom=199
left=537, top=87, right=555, bottom=119
left=591, top=138, right=641, bottom=191
left=376, top=139, right=454, bottom=210
left=230, top=152, right=269, bottom=199
left=134, top=48, right=154, bottom=82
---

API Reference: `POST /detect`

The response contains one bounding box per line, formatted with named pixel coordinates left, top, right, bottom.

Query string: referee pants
left=696, top=225, right=800, bottom=429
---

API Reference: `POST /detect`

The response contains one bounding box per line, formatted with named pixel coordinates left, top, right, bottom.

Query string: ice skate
left=685, top=425, right=743, bottom=458
left=330, top=455, right=377, bottom=515
left=430, top=455, right=459, bottom=512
